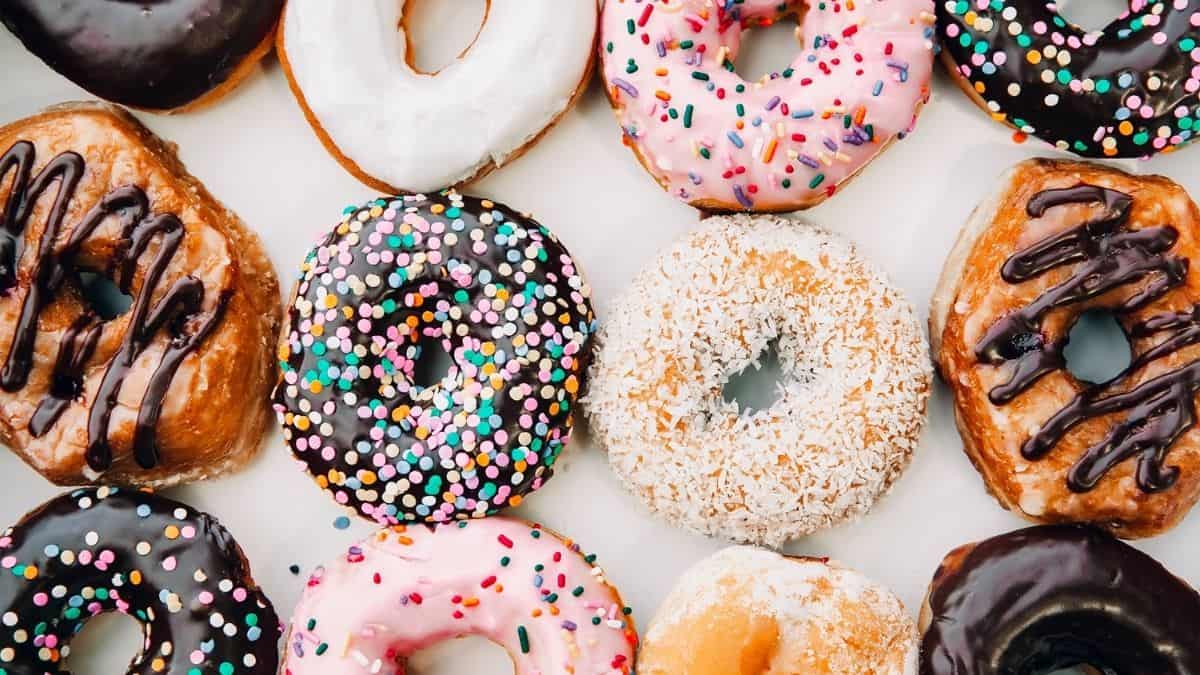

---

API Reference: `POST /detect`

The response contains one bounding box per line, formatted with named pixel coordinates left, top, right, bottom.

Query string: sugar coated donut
left=282, top=517, right=637, bottom=675
left=638, top=546, right=918, bottom=674
left=919, top=525, right=1200, bottom=674
left=0, top=1, right=282, bottom=113
left=931, top=158, right=1200, bottom=537
left=586, top=215, right=930, bottom=545
left=277, top=1, right=597, bottom=193
left=938, top=1, right=1200, bottom=158
left=600, top=0, right=936, bottom=211
left=0, top=487, right=281, bottom=674
left=274, top=191, right=596, bottom=525
left=0, top=103, right=281, bottom=488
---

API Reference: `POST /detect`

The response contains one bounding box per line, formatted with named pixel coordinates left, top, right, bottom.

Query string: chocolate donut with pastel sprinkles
left=600, top=0, right=936, bottom=211
left=282, top=518, right=637, bottom=675
left=273, top=191, right=596, bottom=524
left=938, top=1, right=1200, bottom=157
left=0, top=487, right=280, bottom=674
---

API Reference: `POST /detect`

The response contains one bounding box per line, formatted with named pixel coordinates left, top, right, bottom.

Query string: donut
left=281, top=517, right=637, bottom=674
left=0, top=103, right=281, bottom=487
left=937, top=1, right=1200, bottom=158
left=585, top=214, right=930, bottom=545
left=0, top=1, right=283, bottom=113
left=277, top=1, right=597, bottom=193
left=0, top=487, right=282, bottom=674
left=638, top=546, right=917, bottom=674
left=599, top=0, right=936, bottom=212
left=931, top=158, right=1200, bottom=537
left=919, top=525, right=1200, bottom=674
left=273, top=190, right=596, bottom=524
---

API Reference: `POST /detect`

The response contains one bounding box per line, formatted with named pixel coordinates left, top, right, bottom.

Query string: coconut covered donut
left=638, top=546, right=919, bottom=675
left=278, top=0, right=598, bottom=193
left=599, top=0, right=936, bottom=211
left=585, top=215, right=931, bottom=545
left=931, top=158, right=1200, bottom=537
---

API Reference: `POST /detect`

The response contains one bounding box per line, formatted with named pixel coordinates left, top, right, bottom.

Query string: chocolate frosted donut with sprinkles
left=939, top=1, right=1200, bottom=157
left=600, top=0, right=936, bottom=212
left=0, top=487, right=281, bottom=674
left=273, top=191, right=596, bottom=525
left=281, top=518, right=637, bottom=675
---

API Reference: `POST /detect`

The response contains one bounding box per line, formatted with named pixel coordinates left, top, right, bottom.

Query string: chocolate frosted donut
left=919, top=525, right=1200, bottom=674
left=0, top=1, right=283, bottom=112
left=0, top=487, right=281, bottom=673
left=938, top=1, right=1200, bottom=157
left=274, top=191, right=596, bottom=525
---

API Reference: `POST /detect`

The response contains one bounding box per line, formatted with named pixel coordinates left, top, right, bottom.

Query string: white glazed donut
left=585, top=215, right=931, bottom=546
left=277, top=0, right=597, bottom=192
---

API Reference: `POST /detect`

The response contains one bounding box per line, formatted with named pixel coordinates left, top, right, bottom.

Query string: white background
left=1, top=1, right=1196, bottom=672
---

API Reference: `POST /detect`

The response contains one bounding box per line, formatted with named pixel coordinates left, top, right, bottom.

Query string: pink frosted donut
left=282, top=518, right=638, bottom=674
left=600, top=0, right=936, bottom=211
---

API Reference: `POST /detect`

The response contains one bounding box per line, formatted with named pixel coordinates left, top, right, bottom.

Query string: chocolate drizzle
left=977, top=183, right=1200, bottom=493
left=0, top=140, right=228, bottom=473
left=920, top=525, right=1200, bottom=675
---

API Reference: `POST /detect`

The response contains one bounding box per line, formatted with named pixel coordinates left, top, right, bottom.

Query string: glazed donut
left=0, top=1, right=283, bottom=113
left=282, top=517, right=637, bottom=675
left=938, top=1, right=1200, bottom=158
left=0, top=487, right=282, bottom=674
left=931, top=158, right=1200, bottom=537
left=586, top=215, right=930, bottom=545
left=919, top=525, right=1200, bottom=674
left=0, top=103, right=280, bottom=487
left=638, top=546, right=917, bottom=674
left=274, top=190, right=596, bottom=524
left=599, top=0, right=936, bottom=212
left=277, top=1, right=597, bottom=193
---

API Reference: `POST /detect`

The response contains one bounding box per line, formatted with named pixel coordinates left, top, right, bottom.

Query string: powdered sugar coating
left=585, top=215, right=930, bottom=545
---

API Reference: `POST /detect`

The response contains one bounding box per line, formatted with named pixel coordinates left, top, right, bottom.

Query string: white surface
left=2, top=3, right=1199, bottom=672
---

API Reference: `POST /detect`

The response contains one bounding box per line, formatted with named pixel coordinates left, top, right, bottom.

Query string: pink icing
left=283, top=518, right=637, bottom=674
left=601, top=0, right=935, bottom=210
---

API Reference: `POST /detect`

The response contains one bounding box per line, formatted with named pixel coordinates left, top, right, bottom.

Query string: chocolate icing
left=976, top=183, right=1200, bottom=493
left=0, top=487, right=280, bottom=674
left=0, top=140, right=227, bottom=473
left=0, top=0, right=283, bottom=110
left=920, top=525, right=1200, bottom=675
left=938, top=2, right=1200, bottom=158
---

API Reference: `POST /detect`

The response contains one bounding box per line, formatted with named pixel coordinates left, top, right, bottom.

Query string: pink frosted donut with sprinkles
left=939, top=1, right=1200, bottom=158
left=600, top=0, right=936, bottom=211
left=282, top=518, right=638, bottom=675
left=273, top=191, right=596, bottom=525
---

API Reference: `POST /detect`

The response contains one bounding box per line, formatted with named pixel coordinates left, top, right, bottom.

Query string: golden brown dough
left=931, top=158, right=1200, bottom=537
left=0, top=102, right=280, bottom=487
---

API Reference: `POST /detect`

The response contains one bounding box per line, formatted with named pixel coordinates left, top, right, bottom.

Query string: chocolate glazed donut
left=919, top=525, right=1200, bottom=675
left=938, top=2, right=1200, bottom=157
left=0, top=487, right=281, bottom=673
left=0, top=1, right=284, bottom=111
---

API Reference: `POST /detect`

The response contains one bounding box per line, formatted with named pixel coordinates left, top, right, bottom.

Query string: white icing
left=281, top=0, right=597, bottom=191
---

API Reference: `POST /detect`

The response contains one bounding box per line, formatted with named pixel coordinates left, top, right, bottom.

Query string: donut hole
left=60, top=612, right=144, bottom=674
left=722, top=341, right=789, bottom=414
left=411, top=337, right=457, bottom=391
left=1062, top=309, right=1131, bottom=385
left=1046, top=667, right=1103, bottom=675
left=731, top=15, right=804, bottom=84
left=403, top=0, right=489, bottom=75
left=76, top=269, right=133, bottom=320
left=1055, top=0, right=1130, bottom=32
left=406, top=635, right=514, bottom=675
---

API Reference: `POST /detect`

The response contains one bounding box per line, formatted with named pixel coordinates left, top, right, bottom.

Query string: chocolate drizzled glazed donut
left=938, top=1, right=1200, bottom=157
left=919, top=525, right=1200, bottom=674
left=932, top=158, right=1200, bottom=537
left=0, top=103, right=281, bottom=488
left=0, top=1, right=284, bottom=112
left=0, top=487, right=281, bottom=674
left=274, top=191, right=595, bottom=524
